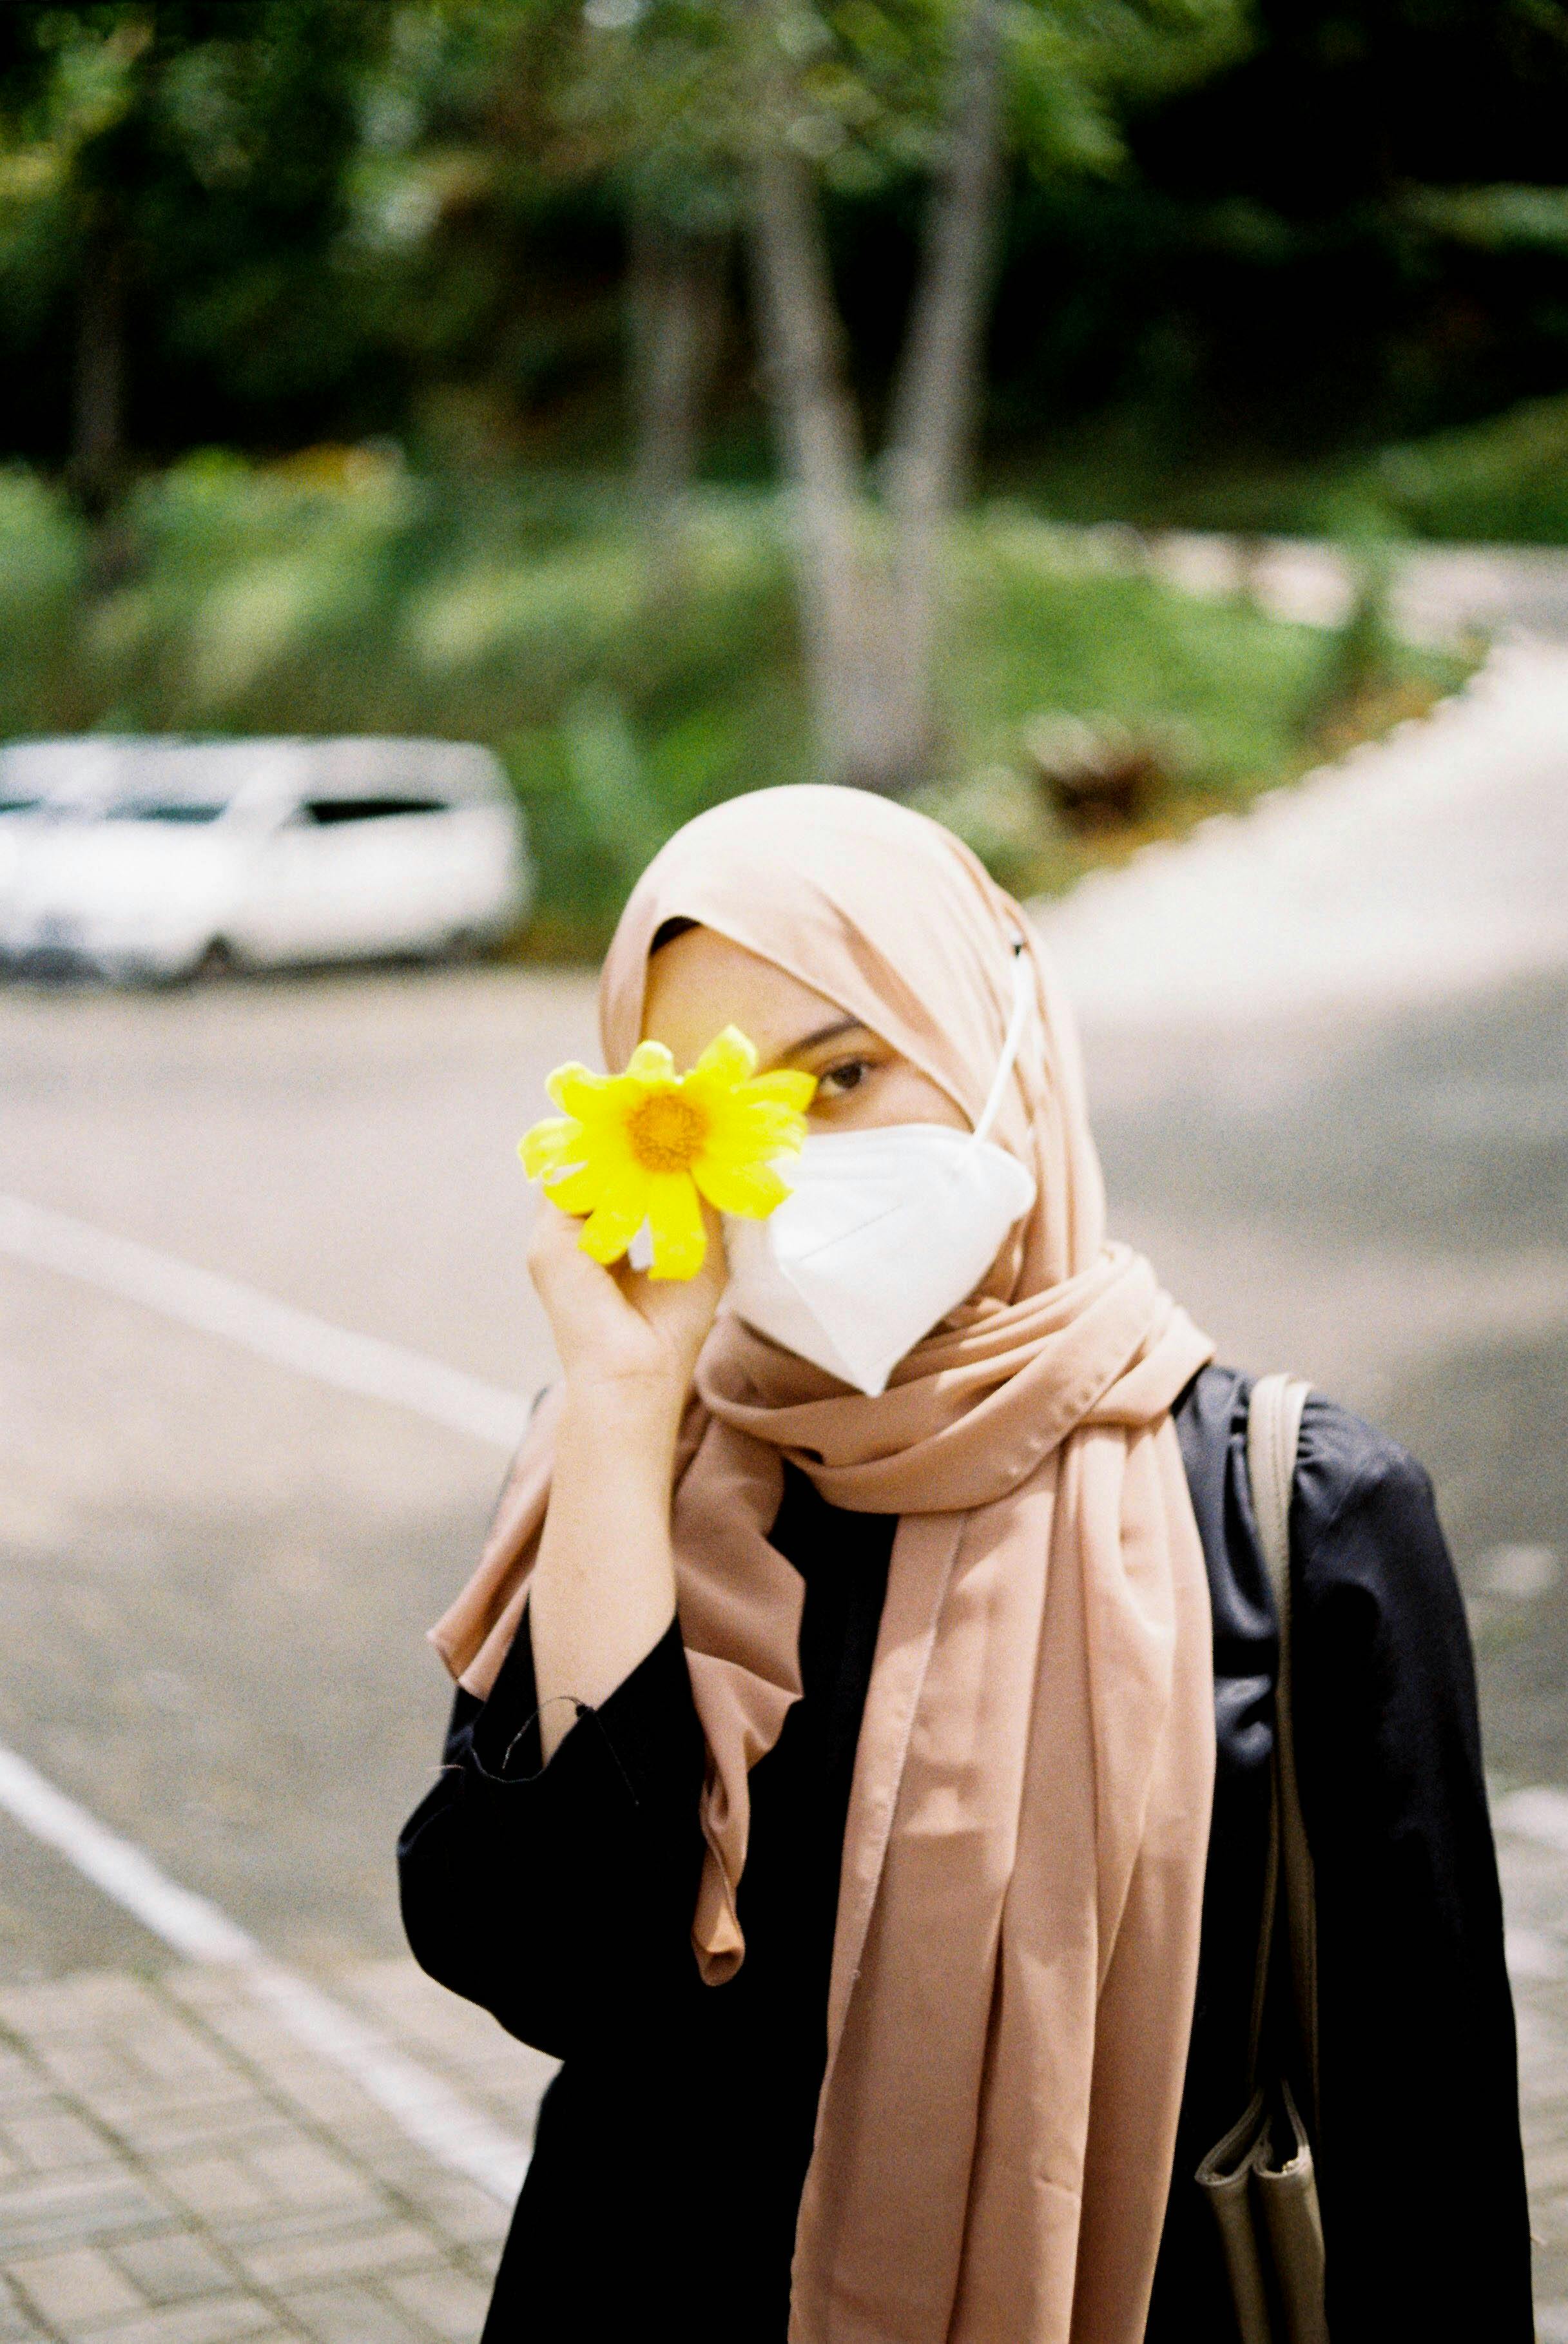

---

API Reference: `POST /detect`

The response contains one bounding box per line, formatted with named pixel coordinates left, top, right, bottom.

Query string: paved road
left=1036, top=643, right=1568, bottom=1796
left=1, top=641, right=1565, bottom=2332
left=0, top=968, right=597, bottom=1977
left=1151, top=530, right=1568, bottom=646
left=1040, top=641, right=1568, bottom=2319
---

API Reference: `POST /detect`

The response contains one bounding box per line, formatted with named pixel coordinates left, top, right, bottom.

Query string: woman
left=400, top=786, right=1531, bottom=2342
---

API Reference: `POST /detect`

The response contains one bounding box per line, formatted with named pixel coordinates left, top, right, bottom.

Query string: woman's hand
left=527, top=1194, right=726, bottom=1415
left=525, top=1199, right=724, bottom=1756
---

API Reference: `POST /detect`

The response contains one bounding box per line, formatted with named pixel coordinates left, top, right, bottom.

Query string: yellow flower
left=519, top=1025, right=815, bottom=1280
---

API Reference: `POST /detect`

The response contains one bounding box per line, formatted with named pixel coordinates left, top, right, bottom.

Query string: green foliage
left=0, top=2, right=392, bottom=453
left=0, top=0, right=1560, bottom=517
left=980, top=380, right=1568, bottom=549
left=1399, top=184, right=1568, bottom=256
left=0, top=470, right=90, bottom=731
left=1373, top=397, right=1568, bottom=548
left=268, top=0, right=1253, bottom=474
left=424, top=0, right=1253, bottom=215
left=920, top=505, right=1377, bottom=895
left=0, top=458, right=1454, bottom=952
left=0, top=1, right=1564, bottom=512
left=1004, top=0, right=1250, bottom=180
left=946, top=508, right=1325, bottom=775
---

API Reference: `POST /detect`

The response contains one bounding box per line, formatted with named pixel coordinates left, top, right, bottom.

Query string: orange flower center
left=626, top=1089, right=709, bottom=1174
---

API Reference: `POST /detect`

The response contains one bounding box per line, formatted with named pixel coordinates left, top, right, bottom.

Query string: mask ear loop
left=971, top=940, right=1032, bottom=1146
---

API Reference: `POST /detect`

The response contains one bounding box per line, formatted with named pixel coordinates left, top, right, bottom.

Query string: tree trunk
left=880, top=0, right=1006, bottom=779
left=746, top=0, right=1006, bottom=796
left=748, top=137, right=918, bottom=793
left=73, top=222, right=126, bottom=518
left=629, top=213, right=724, bottom=571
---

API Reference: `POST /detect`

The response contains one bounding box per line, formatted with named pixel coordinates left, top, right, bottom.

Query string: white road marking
left=1504, top=1926, right=1567, bottom=1982
left=1493, top=1785, right=1568, bottom=1856
left=0, top=1189, right=528, bottom=1451
left=0, top=1740, right=529, bottom=2203
left=0, top=1191, right=536, bottom=2197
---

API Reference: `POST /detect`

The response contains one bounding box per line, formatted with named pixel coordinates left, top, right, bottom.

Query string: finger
left=690, top=1200, right=728, bottom=1305
left=634, top=1202, right=727, bottom=1346
left=527, top=1194, right=614, bottom=1300
left=525, top=1193, right=576, bottom=1277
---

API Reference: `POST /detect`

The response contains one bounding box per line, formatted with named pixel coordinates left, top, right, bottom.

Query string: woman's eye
left=820, top=1060, right=868, bottom=1097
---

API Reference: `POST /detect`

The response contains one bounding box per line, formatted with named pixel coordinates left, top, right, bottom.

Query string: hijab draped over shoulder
left=433, top=786, right=1217, bottom=2344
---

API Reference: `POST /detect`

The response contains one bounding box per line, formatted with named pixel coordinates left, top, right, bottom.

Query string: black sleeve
left=1292, top=1406, right=1534, bottom=2339
left=396, top=1611, right=708, bottom=2062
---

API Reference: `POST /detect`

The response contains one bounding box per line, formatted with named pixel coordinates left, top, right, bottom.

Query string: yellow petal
left=645, top=1171, right=706, bottom=1279
left=540, top=1162, right=606, bottom=1216
left=708, top=1096, right=809, bottom=1157
left=519, top=1116, right=584, bottom=1178
left=687, top=1025, right=757, bottom=1089
left=577, top=1167, right=651, bottom=1265
left=624, top=1039, right=677, bottom=1084
left=692, top=1156, right=793, bottom=1219
left=740, top=1068, right=817, bottom=1113
left=546, top=1062, right=612, bottom=1118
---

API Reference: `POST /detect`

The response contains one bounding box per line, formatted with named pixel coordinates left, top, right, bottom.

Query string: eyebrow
left=775, top=1014, right=868, bottom=1064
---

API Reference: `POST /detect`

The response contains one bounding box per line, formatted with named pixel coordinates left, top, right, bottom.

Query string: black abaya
left=398, top=1367, right=1532, bottom=2340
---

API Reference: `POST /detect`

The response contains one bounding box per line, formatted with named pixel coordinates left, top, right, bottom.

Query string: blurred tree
left=733, top=0, right=1250, bottom=791
left=1005, top=0, right=1568, bottom=483
left=439, top=0, right=1251, bottom=792
left=360, top=3, right=731, bottom=553
left=743, top=0, right=1012, bottom=791
left=627, top=209, right=724, bottom=540
left=0, top=1, right=389, bottom=506
left=2, top=0, right=1564, bottom=601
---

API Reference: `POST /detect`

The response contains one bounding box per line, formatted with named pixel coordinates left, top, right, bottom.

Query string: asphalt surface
left=1083, top=971, right=1568, bottom=1785
left=0, top=967, right=597, bottom=1982
left=1041, top=643, right=1568, bottom=1797
left=1, top=939, right=1563, bottom=1995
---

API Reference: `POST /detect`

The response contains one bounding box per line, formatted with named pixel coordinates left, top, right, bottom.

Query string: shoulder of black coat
left=1294, top=1388, right=1437, bottom=1541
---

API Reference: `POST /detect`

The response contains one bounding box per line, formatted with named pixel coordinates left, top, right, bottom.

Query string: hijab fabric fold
left=432, top=786, right=1217, bottom=2343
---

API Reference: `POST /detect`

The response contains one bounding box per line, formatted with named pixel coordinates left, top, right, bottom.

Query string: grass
left=0, top=455, right=1466, bottom=956
left=994, top=391, right=1568, bottom=548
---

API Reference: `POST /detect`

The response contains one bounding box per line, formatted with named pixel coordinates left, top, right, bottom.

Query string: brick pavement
left=0, top=1961, right=554, bottom=2344
left=1497, top=1803, right=1568, bottom=2336
left=0, top=1891, right=1564, bottom=2341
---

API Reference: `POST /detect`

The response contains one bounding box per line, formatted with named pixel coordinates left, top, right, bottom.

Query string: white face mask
left=720, top=945, right=1038, bottom=1396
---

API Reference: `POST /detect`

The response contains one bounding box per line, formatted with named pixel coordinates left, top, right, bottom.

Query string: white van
left=0, top=737, right=532, bottom=982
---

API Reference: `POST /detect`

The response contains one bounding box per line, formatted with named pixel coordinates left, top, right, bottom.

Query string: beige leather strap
left=1247, top=1373, right=1318, bottom=2136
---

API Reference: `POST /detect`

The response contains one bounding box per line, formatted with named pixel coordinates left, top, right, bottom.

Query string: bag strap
left=1246, top=1373, right=1318, bottom=2136
left=1242, top=1756, right=1280, bottom=2097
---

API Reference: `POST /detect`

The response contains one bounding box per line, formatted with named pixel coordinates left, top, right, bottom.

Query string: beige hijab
left=434, top=786, right=1217, bottom=2344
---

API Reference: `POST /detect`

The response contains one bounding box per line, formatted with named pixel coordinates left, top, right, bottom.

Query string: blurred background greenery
left=3, top=0, right=1564, bottom=953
